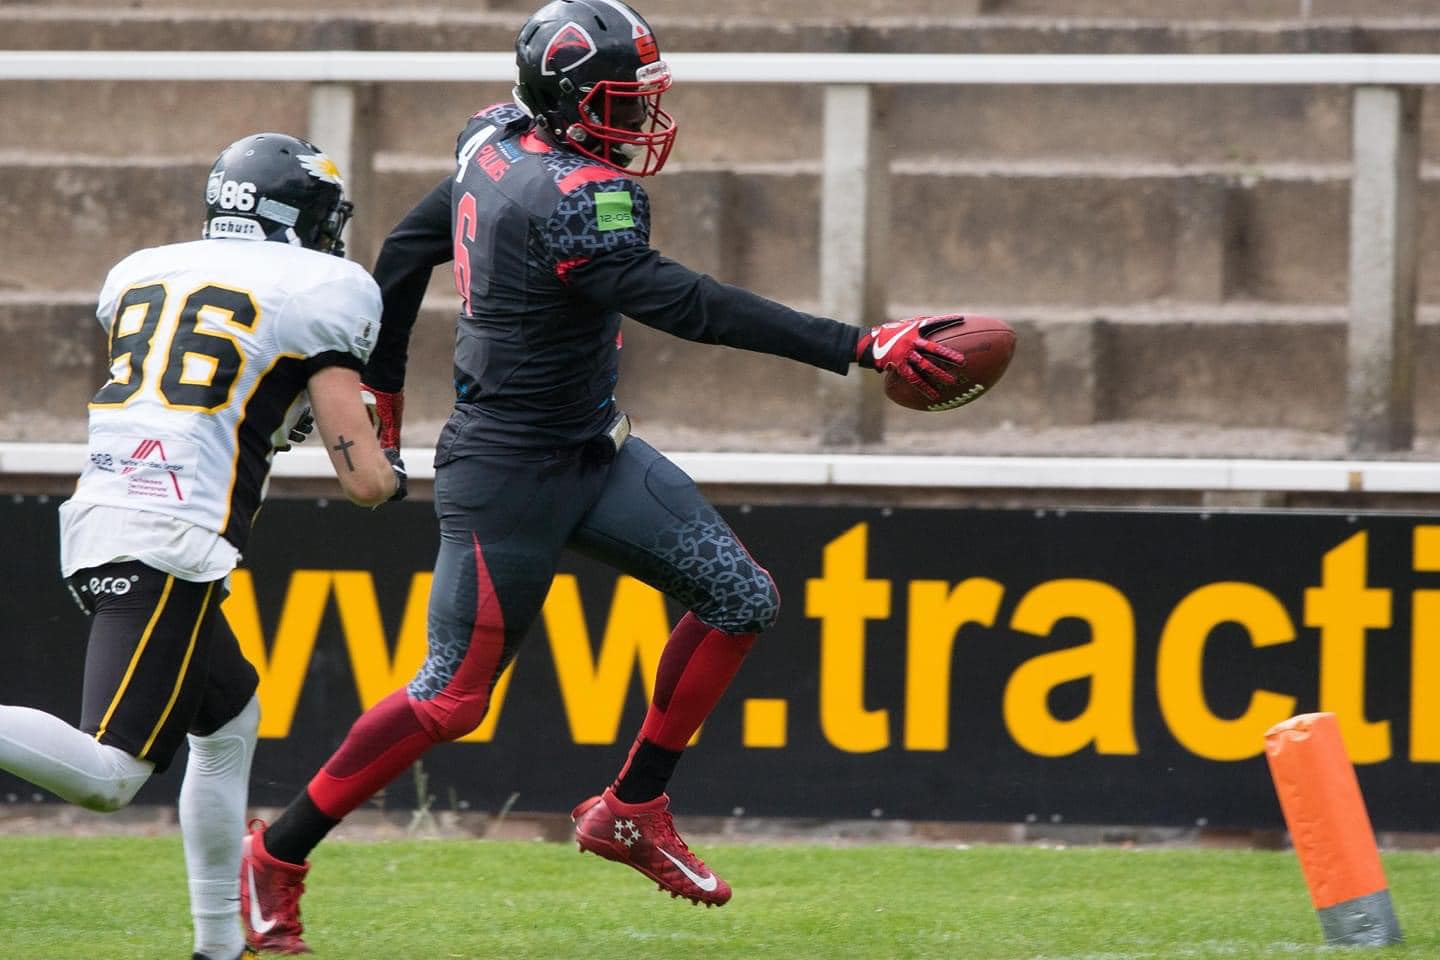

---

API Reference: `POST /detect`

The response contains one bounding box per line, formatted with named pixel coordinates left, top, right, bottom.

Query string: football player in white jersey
left=0, top=132, right=405, bottom=960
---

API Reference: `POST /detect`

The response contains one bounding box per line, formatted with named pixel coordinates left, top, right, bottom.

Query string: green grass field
left=3, top=834, right=1438, bottom=959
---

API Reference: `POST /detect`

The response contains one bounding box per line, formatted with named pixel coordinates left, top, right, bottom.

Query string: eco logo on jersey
left=595, top=190, right=635, bottom=231
left=542, top=22, right=598, bottom=75
left=297, top=153, right=344, bottom=187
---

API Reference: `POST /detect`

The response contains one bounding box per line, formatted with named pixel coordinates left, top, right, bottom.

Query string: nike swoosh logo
left=659, top=848, right=719, bottom=892
left=870, top=320, right=919, bottom=361
left=246, top=861, right=278, bottom=935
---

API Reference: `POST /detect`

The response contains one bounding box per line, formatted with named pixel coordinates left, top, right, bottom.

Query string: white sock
left=0, top=705, right=152, bottom=811
left=180, top=695, right=259, bottom=960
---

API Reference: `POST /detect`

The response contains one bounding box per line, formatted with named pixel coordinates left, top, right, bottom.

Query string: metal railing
left=0, top=51, right=1434, bottom=454
left=4, top=441, right=1438, bottom=493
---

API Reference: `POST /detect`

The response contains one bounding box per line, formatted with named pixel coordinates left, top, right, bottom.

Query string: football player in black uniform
left=242, top=1, right=964, bottom=951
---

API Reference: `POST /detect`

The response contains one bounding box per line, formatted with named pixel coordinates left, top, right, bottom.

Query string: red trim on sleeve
left=519, top=130, right=552, bottom=153
left=555, top=256, right=590, bottom=284
left=558, top=165, right=624, bottom=194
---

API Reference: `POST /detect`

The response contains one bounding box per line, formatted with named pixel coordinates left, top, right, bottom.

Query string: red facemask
left=565, top=60, right=678, bottom=177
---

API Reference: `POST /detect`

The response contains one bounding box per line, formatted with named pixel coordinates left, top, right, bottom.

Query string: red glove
left=855, top=315, right=968, bottom=402
left=360, top=384, right=405, bottom=451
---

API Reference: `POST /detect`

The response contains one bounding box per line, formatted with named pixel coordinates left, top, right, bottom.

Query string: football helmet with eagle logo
left=513, top=0, right=677, bottom=176
left=202, top=132, right=354, bottom=256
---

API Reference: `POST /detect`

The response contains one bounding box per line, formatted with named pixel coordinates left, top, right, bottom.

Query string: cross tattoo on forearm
left=333, top=435, right=356, bottom=471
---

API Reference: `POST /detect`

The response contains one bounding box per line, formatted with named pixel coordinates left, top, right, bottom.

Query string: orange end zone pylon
left=1264, top=712, right=1402, bottom=947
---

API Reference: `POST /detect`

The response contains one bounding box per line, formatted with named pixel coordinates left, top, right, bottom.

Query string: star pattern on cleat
left=614, top=818, right=641, bottom=847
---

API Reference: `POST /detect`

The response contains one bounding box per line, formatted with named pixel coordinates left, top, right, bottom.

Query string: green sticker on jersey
left=595, top=190, right=635, bottom=231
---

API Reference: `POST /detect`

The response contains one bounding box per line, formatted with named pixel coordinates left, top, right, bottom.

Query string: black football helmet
left=202, top=132, right=353, bottom=256
left=513, top=0, right=677, bottom=176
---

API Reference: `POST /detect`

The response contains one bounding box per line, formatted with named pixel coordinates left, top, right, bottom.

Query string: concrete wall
left=10, top=161, right=1439, bottom=308
left=3, top=10, right=1439, bottom=454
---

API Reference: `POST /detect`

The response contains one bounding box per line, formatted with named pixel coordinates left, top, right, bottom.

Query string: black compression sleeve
left=566, top=246, right=860, bottom=374
left=364, top=176, right=454, bottom=392
left=302, top=350, right=364, bottom=378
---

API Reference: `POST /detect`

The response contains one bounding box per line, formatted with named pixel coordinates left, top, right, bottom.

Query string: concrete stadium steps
left=618, top=305, right=1440, bottom=440
left=560, top=0, right=1440, bottom=18
left=8, top=294, right=1440, bottom=450
left=5, top=11, right=1440, bottom=53
left=512, top=160, right=1430, bottom=309
left=22, top=1, right=1440, bottom=21
left=9, top=17, right=1440, bottom=169
left=981, top=0, right=1440, bottom=18
left=0, top=158, right=203, bottom=296
left=0, top=83, right=312, bottom=165
left=6, top=79, right=1404, bottom=170
left=242, top=82, right=1423, bottom=169
left=5, top=159, right=1439, bottom=309
left=4, top=7, right=1435, bottom=454
left=0, top=295, right=105, bottom=430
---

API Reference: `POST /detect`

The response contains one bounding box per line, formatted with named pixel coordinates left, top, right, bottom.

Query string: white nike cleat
left=572, top=788, right=732, bottom=906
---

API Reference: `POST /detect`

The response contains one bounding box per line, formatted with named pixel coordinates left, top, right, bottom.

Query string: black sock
left=263, top=790, right=340, bottom=866
left=612, top=740, right=682, bottom=804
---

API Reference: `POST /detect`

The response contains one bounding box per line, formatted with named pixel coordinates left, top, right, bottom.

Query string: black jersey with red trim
left=367, top=102, right=860, bottom=455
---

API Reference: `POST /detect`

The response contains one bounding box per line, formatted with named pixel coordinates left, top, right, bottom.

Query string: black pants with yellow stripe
left=68, top=560, right=259, bottom=773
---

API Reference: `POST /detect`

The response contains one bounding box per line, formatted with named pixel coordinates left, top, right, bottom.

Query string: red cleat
left=572, top=788, right=732, bottom=907
left=240, top=819, right=312, bottom=955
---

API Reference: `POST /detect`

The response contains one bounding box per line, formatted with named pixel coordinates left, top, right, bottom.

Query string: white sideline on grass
left=1, top=442, right=1437, bottom=494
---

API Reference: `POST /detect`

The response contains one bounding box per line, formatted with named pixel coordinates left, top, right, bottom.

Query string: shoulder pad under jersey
left=537, top=147, right=634, bottom=197
left=455, top=102, right=531, bottom=155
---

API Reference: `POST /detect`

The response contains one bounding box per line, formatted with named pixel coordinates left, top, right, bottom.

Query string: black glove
left=385, top=447, right=408, bottom=503
left=288, top=409, right=316, bottom=445
left=276, top=408, right=315, bottom=452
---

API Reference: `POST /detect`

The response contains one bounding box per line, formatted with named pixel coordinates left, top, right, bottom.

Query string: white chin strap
left=512, top=85, right=536, bottom=118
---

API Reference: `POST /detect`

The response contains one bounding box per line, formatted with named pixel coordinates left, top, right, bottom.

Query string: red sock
left=306, top=688, right=436, bottom=820
left=643, top=612, right=755, bottom=750
left=613, top=613, right=754, bottom=801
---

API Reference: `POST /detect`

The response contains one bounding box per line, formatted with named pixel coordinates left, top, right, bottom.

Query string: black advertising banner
left=3, top=495, right=1440, bottom=830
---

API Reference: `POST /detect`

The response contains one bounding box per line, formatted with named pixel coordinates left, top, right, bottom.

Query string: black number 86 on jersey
left=92, top=282, right=260, bottom=412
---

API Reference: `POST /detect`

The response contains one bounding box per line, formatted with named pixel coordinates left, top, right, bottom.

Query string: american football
left=883, top=314, right=1016, bottom=411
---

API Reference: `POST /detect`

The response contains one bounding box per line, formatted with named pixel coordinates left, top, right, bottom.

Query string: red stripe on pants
left=410, top=532, right=507, bottom=741
left=642, top=612, right=755, bottom=752
left=307, top=688, right=431, bottom=820
left=308, top=534, right=507, bottom=818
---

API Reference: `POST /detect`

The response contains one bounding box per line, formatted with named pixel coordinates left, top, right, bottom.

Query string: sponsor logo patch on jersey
left=297, top=152, right=344, bottom=187
left=87, top=436, right=198, bottom=504
left=595, top=190, right=635, bottom=231
left=475, top=143, right=511, bottom=183
left=496, top=138, right=524, bottom=163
